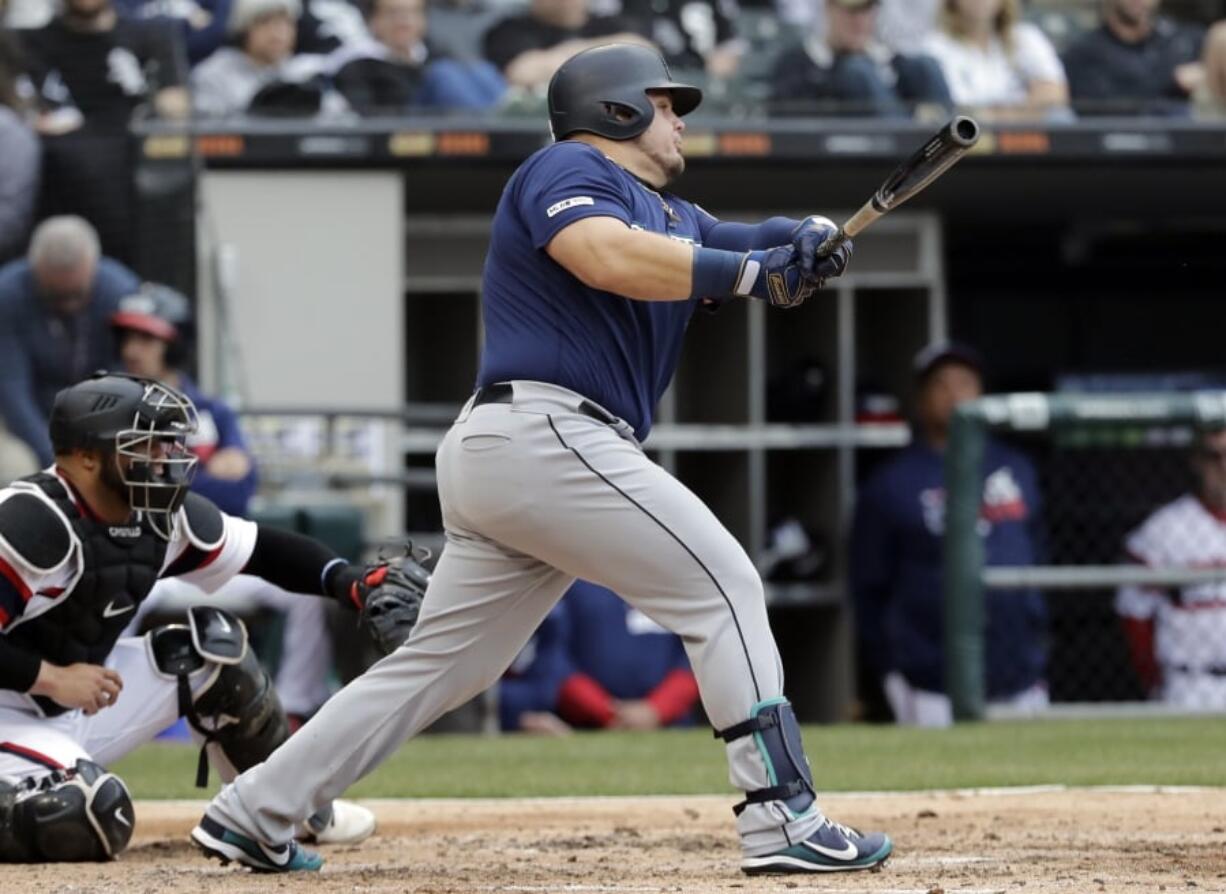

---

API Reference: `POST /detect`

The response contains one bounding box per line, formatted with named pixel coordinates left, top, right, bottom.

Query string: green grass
left=112, top=715, right=1226, bottom=800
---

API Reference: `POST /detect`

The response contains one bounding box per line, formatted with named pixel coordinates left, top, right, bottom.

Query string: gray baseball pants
left=208, top=381, right=824, bottom=855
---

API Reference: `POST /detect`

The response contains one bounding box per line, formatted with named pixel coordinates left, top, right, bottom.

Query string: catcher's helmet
left=50, top=373, right=200, bottom=540
left=111, top=283, right=194, bottom=367
left=547, top=43, right=702, bottom=141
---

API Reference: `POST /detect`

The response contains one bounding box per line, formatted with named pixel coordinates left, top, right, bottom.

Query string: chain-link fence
left=945, top=389, right=1226, bottom=718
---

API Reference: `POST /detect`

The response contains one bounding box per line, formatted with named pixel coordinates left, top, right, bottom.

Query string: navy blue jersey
left=477, top=140, right=708, bottom=441
left=850, top=438, right=1047, bottom=697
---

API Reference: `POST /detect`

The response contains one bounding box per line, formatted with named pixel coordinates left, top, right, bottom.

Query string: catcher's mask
left=50, top=372, right=200, bottom=540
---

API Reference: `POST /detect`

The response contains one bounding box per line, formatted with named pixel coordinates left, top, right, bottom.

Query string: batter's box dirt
left=9, top=790, right=1226, bottom=894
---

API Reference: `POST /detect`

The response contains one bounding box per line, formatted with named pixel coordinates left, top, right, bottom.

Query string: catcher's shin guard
left=715, top=698, right=817, bottom=818
left=0, top=760, right=134, bottom=862
left=149, top=605, right=290, bottom=788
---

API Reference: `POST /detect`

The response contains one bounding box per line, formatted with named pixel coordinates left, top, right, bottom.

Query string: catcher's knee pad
left=0, top=759, right=134, bottom=862
left=149, top=605, right=289, bottom=787
left=714, top=698, right=816, bottom=819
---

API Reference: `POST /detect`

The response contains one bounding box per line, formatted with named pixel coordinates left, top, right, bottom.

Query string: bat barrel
left=950, top=116, right=980, bottom=147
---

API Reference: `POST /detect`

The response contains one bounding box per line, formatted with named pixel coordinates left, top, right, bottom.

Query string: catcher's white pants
left=209, top=381, right=824, bottom=855
left=0, top=637, right=216, bottom=780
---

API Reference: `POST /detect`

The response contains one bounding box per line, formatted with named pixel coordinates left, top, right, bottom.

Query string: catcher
left=0, top=372, right=426, bottom=863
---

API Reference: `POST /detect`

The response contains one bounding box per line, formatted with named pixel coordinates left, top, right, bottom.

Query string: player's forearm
left=242, top=524, right=359, bottom=604
left=565, top=226, right=695, bottom=300
left=703, top=216, right=800, bottom=252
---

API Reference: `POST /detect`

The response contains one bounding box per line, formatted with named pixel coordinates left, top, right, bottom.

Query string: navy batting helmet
left=547, top=43, right=702, bottom=141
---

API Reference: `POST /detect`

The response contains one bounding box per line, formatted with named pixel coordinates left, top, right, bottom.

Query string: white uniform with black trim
left=1117, top=494, right=1226, bottom=710
left=0, top=468, right=257, bottom=779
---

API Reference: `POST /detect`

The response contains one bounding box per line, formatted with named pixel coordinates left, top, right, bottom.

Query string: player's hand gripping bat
left=815, top=116, right=981, bottom=259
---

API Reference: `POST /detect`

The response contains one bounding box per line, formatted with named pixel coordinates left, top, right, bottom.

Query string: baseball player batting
left=194, top=42, right=892, bottom=875
left=0, top=373, right=426, bottom=862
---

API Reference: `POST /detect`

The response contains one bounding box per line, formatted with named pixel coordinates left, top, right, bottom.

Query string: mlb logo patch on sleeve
left=546, top=196, right=595, bottom=218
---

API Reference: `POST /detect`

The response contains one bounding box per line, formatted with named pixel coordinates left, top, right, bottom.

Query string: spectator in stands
left=111, top=0, right=232, bottom=65
left=481, top=0, right=651, bottom=91
left=1115, top=428, right=1226, bottom=711
left=0, top=216, right=140, bottom=466
left=922, top=0, right=1069, bottom=120
left=112, top=283, right=336, bottom=724
left=328, top=0, right=504, bottom=114
left=191, top=0, right=330, bottom=117
left=770, top=0, right=951, bottom=116
left=777, top=0, right=941, bottom=57
left=19, top=0, right=188, bottom=128
left=18, top=0, right=188, bottom=262
left=0, top=30, right=38, bottom=264
left=1061, top=0, right=1207, bottom=116
left=500, top=580, right=700, bottom=733
left=614, top=0, right=744, bottom=78
left=851, top=342, right=1047, bottom=727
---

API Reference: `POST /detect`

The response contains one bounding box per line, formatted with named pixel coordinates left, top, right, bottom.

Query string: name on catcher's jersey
left=477, top=140, right=712, bottom=441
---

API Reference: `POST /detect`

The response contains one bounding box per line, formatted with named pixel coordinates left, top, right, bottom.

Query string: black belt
left=1169, top=664, right=1226, bottom=677
left=472, top=383, right=618, bottom=427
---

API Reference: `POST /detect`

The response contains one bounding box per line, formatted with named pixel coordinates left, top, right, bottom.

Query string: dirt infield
left=11, top=788, right=1226, bottom=894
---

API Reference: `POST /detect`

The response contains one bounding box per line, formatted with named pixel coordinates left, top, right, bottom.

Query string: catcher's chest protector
left=7, top=474, right=166, bottom=717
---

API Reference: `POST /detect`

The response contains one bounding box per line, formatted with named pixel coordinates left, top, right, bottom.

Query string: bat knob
left=815, top=228, right=847, bottom=259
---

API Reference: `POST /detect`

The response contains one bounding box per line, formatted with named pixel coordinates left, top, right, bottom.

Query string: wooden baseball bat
left=816, top=116, right=981, bottom=257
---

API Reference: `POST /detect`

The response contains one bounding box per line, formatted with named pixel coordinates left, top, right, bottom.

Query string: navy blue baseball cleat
left=192, top=813, right=323, bottom=872
left=741, top=816, right=892, bottom=874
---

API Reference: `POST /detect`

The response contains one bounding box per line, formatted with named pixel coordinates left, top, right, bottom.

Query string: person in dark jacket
left=0, top=217, right=141, bottom=467
left=771, top=0, right=950, bottom=116
left=1061, top=0, right=1206, bottom=116
left=850, top=342, right=1047, bottom=726
left=330, top=0, right=504, bottom=114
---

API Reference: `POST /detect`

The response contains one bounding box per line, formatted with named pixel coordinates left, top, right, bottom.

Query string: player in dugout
left=0, top=372, right=427, bottom=862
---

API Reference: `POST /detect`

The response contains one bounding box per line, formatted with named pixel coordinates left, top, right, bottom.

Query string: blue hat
left=912, top=341, right=984, bottom=382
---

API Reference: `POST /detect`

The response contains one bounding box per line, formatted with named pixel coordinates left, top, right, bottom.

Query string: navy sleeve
left=850, top=475, right=898, bottom=678
left=702, top=215, right=801, bottom=251
left=515, top=143, right=634, bottom=250
left=0, top=286, right=52, bottom=465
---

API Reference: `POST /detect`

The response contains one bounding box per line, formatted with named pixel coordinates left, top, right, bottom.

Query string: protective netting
left=982, top=413, right=1226, bottom=712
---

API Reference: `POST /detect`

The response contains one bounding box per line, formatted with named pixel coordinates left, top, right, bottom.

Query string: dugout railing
left=944, top=391, right=1226, bottom=720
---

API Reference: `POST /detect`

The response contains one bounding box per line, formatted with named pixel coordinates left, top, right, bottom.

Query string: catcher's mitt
left=352, top=545, right=431, bottom=654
